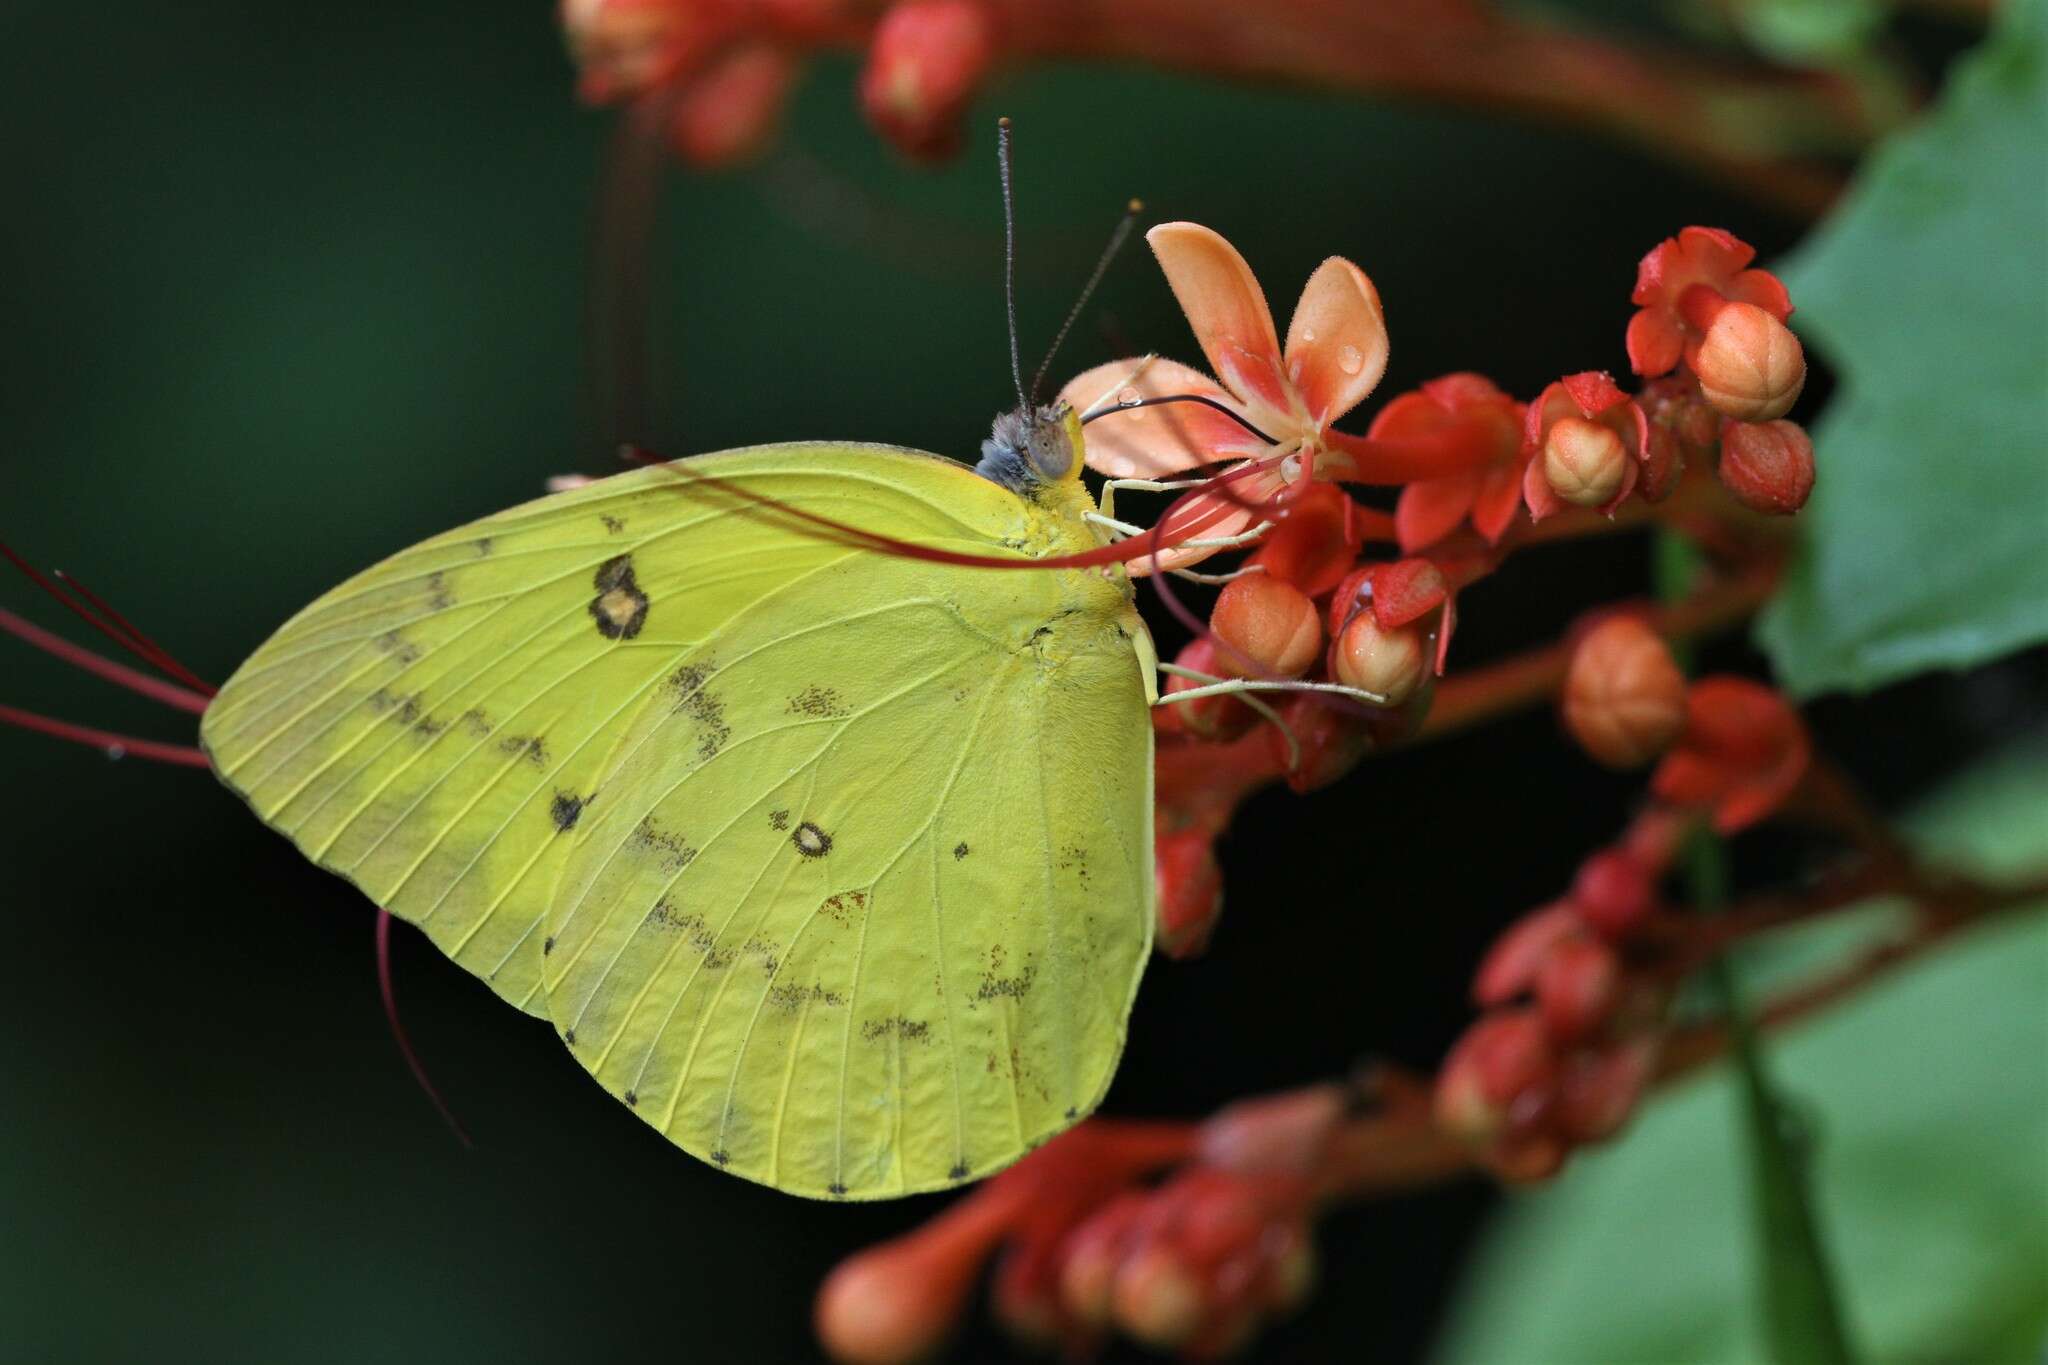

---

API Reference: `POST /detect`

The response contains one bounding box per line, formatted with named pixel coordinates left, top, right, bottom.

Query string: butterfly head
left=976, top=402, right=1084, bottom=493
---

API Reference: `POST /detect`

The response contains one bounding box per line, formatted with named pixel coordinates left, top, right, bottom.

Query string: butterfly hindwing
left=541, top=538, right=1153, bottom=1197
left=201, top=443, right=1154, bottom=1195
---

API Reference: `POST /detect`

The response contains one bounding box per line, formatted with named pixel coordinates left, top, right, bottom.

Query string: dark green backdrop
left=2, top=4, right=2015, bottom=1362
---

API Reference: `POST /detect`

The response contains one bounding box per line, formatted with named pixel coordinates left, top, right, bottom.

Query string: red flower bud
left=1212, top=574, right=1323, bottom=679
left=1571, top=849, right=1656, bottom=940
left=858, top=0, right=996, bottom=159
left=815, top=1206, right=997, bottom=1364
left=1536, top=935, right=1622, bottom=1044
left=669, top=44, right=796, bottom=166
left=1331, top=612, right=1427, bottom=706
left=1542, top=416, right=1630, bottom=508
left=1472, top=902, right=1581, bottom=1006
left=1562, top=615, right=1687, bottom=768
left=1690, top=300, right=1806, bottom=422
left=1627, top=227, right=1792, bottom=379
left=1113, top=1248, right=1205, bottom=1349
left=1249, top=481, right=1364, bottom=596
left=1718, top=419, right=1816, bottom=515
left=1556, top=1040, right=1657, bottom=1142
left=1161, top=638, right=1257, bottom=742
left=1521, top=372, right=1647, bottom=521
left=1436, top=1010, right=1556, bottom=1144
left=1266, top=694, right=1376, bottom=793
left=1652, top=677, right=1811, bottom=833
left=1155, top=828, right=1224, bottom=959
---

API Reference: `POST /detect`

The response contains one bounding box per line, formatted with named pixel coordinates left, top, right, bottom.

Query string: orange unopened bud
left=815, top=1216, right=991, bottom=1365
left=1692, top=301, right=1806, bottom=421
left=1562, top=615, right=1687, bottom=768
left=1113, top=1249, right=1205, bottom=1349
left=1542, top=416, right=1629, bottom=508
left=1331, top=613, right=1426, bottom=705
left=1212, top=574, right=1323, bottom=679
left=1719, top=419, right=1816, bottom=515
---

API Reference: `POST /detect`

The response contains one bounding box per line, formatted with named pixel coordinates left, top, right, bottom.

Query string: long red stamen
left=53, top=569, right=216, bottom=696
left=626, top=446, right=1275, bottom=573
left=0, top=703, right=211, bottom=767
left=376, top=909, right=475, bottom=1149
left=0, top=607, right=211, bottom=714
left=0, top=541, right=212, bottom=694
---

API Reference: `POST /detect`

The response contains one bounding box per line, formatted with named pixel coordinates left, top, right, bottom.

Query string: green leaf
left=1757, top=0, right=2048, bottom=696
left=1433, top=736, right=2048, bottom=1365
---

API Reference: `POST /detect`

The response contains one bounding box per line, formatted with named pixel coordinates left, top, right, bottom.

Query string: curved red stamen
left=0, top=541, right=215, bottom=695
left=376, top=909, right=475, bottom=1149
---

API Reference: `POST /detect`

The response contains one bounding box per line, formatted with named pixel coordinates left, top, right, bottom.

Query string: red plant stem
left=0, top=607, right=212, bottom=715
left=0, top=703, right=211, bottom=768
left=1302, top=867, right=2047, bottom=1202
left=1417, top=563, right=1779, bottom=739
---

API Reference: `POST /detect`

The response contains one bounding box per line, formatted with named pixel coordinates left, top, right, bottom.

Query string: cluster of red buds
left=815, top=1085, right=1385, bottom=1363
left=559, top=0, right=999, bottom=164
left=1437, top=619, right=1812, bottom=1179
left=1130, top=224, right=1812, bottom=962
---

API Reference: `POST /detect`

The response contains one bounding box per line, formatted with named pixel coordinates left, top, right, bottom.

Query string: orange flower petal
left=1284, top=257, right=1388, bottom=427
left=1059, top=357, right=1269, bottom=478
left=1394, top=470, right=1480, bottom=552
left=1146, top=222, right=1290, bottom=420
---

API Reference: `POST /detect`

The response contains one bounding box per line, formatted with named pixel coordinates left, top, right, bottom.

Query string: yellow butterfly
left=197, top=124, right=1201, bottom=1200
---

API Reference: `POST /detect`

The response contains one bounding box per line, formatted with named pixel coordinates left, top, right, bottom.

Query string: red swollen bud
left=1571, top=849, right=1656, bottom=940
left=1212, top=574, right=1323, bottom=678
left=1332, top=612, right=1427, bottom=706
left=1542, top=416, right=1629, bottom=508
left=1562, top=615, right=1688, bottom=769
left=1718, top=419, right=1816, bottom=514
left=859, top=0, right=996, bottom=159
left=1155, top=828, right=1224, bottom=959
left=1535, top=935, right=1622, bottom=1044
left=1689, top=299, right=1806, bottom=422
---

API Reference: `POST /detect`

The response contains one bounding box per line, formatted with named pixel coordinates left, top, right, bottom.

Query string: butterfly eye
left=1027, top=417, right=1078, bottom=483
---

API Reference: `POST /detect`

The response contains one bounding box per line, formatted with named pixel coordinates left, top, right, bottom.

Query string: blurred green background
left=2, top=2, right=2037, bottom=1362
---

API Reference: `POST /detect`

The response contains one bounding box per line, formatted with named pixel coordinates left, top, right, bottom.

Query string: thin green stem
left=1659, top=530, right=1857, bottom=1365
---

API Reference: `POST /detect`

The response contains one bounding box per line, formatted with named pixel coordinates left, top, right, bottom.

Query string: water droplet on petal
left=1337, top=343, right=1364, bottom=376
left=1301, top=327, right=1317, bottom=344
left=1117, top=386, right=1140, bottom=405
left=104, top=745, right=127, bottom=762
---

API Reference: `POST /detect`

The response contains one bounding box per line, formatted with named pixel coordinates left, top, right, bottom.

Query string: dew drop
left=1117, top=386, right=1140, bottom=406
left=1300, top=327, right=1317, bottom=344
left=1337, top=343, right=1364, bottom=376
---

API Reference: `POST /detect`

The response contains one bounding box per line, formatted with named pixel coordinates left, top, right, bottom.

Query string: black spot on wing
left=953, top=841, right=969, bottom=860
left=550, top=792, right=586, bottom=832
left=787, top=685, right=847, bottom=718
left=792, top=822, right=832, bottom=858
left=588, top=553, right=649, bottom=640
left=425, top=571, right=455, bottom=611
left=669, top=663, right=729, bottom=759
left=600, top=514, right=626, bottom=534
left=768, top=809, right=790, bottom=831
left=827, top=1182, right=847, bottom=1197
left=948, top=1162, right=970, bottom=1181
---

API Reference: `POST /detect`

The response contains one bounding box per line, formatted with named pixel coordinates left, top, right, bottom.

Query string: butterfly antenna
left=996, top=117, right=1030, bottom=414
left=1030, top=198, right=1143, bottom=405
